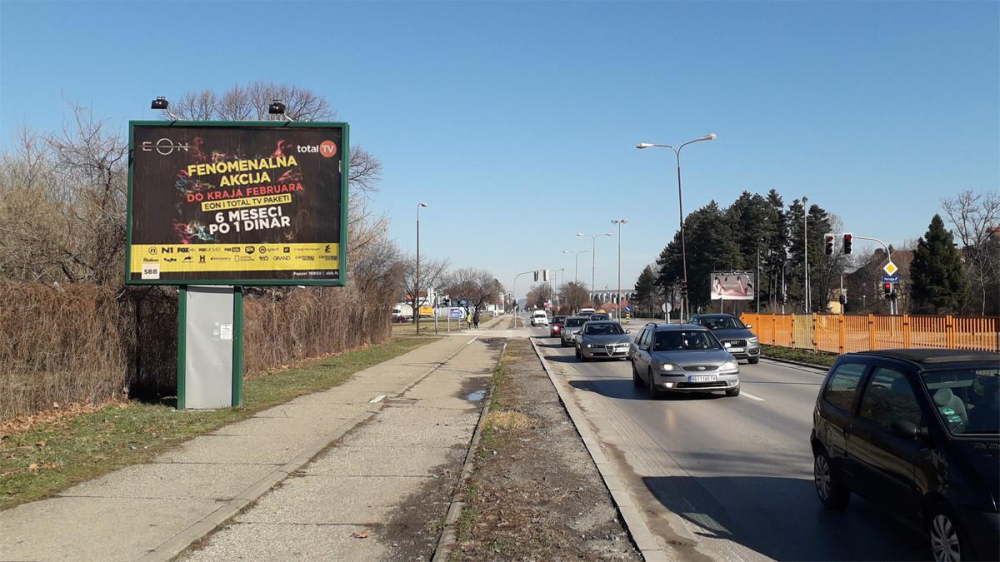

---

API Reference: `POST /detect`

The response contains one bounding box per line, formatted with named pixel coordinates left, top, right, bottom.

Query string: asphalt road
left=529, top=324, right=929, bottom=562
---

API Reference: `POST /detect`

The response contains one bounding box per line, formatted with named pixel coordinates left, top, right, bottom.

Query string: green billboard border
left=125, top=120, right=349, bottom=287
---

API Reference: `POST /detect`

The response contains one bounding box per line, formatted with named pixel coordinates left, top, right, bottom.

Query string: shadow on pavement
left=569, top=378, right=728, bottom=401
left=642, top=475, right=927, bottom=561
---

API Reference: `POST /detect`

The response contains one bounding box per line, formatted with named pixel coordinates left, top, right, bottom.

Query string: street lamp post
left=611, top=219, right=629, bottom=320
left=415, top=202, right=428, bottom=333
left=562, top=249, right=589, bottom=284
left=576, top=232, right=612, bottom=295
left=637, top=133, right=717, bottom=322
left=803, top=196, right=809, bottom=313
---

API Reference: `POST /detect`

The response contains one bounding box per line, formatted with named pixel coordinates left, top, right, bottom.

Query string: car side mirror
left=890, top=420, right=929, bottom=441
left=746, top=324, right=753, bottom=329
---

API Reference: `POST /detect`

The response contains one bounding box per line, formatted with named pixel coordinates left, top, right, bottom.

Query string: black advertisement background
left=129, top=124, right=344, bottom=283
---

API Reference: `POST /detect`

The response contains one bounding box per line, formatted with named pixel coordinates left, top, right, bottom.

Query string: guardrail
left=741, top=313, right=1000, bottom=354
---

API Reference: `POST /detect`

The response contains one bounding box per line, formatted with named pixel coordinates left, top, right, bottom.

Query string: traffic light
left=839, top=293, right=847, bottom=305
left=843, top=233, right=853, bottom=255
left=883, top=282, right=892, bottom=296
left=824, top=234, right=835, bottom=256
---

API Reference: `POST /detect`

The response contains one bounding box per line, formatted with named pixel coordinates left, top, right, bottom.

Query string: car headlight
left=586, top=344, right=593, bottom=348
left=721, top=360, right=738, bottom=370
left=660, top=363, right=680, bottom=372
left=748, top=337, right=759, bottom=344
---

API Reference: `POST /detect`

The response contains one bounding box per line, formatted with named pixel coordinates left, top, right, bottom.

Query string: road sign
left=882, top=275, right=900, bottom=283
left=883, top=262, right=898, bottom=276
left=624, top=306, right=631, bottom=313
left=661, top=303, right=672, bottom=313
left=449, top=307, right=463, bottom=319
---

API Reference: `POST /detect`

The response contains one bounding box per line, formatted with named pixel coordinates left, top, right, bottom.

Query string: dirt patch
left=452, top=338, right=640, bottom=561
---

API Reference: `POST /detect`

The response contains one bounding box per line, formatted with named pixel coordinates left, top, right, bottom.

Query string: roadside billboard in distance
left=710, top=271, right=755, bottom=301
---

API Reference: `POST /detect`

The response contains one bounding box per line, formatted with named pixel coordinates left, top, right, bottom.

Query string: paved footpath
left=0, top=330, right=503, bottom=562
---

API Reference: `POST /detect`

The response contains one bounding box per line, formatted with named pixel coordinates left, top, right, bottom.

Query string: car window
left=653, top=330, right=721, bottom=351
left=922, top=367, right=1000, bottom=435
left=858, top=367, right=922, bottom=431
left=698, top=316, right=745, bottom=330
left=823, top=362, right=866, bottom=412
left=565, top=318, right=585, bottom=327
left=585, top=323, right=624, bottom=335
left=552, top=316, right=565, bottom=323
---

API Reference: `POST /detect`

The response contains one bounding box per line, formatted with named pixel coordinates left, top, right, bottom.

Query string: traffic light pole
left=844, top=233, right=896, bottom=315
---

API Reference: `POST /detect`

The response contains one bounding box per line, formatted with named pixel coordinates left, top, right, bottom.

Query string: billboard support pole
left=232, top=286, right=244, bottom=407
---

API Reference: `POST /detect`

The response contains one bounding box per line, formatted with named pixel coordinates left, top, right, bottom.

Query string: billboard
left=710, top=271, right=755, bottom=301
left=126, top=121, right=348, bottom=285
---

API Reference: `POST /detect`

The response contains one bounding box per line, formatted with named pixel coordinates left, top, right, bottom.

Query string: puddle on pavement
left=465, top=390, right=486, bottom=401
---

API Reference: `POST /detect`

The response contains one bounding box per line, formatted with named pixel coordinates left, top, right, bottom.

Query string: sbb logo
left=297, top=141, right=338, bottom=158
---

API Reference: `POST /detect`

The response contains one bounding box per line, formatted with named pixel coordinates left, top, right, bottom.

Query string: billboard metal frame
left=125, top=120, right=350, bottom=287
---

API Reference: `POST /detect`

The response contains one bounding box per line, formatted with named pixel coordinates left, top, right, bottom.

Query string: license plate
left=728, top=347, right=744, bottom=353
left=689, top=375, right=717, bottom=383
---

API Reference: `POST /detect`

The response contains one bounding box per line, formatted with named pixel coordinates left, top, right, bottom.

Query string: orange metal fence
left=741, top=313, right=1000, bottom=354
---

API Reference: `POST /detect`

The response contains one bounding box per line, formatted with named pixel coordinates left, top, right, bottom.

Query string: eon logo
left=141, top=138, right=191, bottom=156
left=297, top=140, right=338, bottom=158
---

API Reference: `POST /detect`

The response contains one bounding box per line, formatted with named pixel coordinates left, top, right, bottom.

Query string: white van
left=531, top=310, right=549, bottom=326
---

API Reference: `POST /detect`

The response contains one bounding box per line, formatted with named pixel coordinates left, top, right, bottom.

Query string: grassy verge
left=760, top=344, right=838, bottom=368
left=0, top=336, right=438, bottom=510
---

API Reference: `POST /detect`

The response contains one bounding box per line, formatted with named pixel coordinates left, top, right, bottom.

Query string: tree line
left=625, top=189, right=998, bottom=317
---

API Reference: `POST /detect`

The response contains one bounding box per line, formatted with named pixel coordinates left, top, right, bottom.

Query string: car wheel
left=725, top=387, right=740, bottom=397
left=647, top=369, right=661, bottom=398
left=748, top=357, right=760, bottom=365
left=813, top=449, right=850, bottom=510
left=632, top=361, right=643, bottom=387
left=928, top=506, right=973, bottom=562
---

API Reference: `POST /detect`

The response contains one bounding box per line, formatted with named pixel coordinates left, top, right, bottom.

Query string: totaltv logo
left=297, top=140, right=338, bottom=158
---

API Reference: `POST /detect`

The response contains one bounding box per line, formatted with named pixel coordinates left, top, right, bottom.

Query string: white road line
left=369, top=394, right=386, bottom=404
left=741, top=391, right=765, bottom=402
left=466, top=337, right=478, bottom=345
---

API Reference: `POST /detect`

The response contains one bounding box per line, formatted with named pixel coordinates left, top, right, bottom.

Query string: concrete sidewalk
left=0, top=335, right=501, bottom=562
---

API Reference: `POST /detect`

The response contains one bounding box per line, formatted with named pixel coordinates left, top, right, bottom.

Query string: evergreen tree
left=910, top=215, right=969, bottom=314
left=634, top=265, right=657, bottom=316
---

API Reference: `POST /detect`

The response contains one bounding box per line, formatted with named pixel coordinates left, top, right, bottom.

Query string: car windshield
left=922, top=366, right=1000, bottom=435
left=653, top=330, right=721, bottom=351
left=552, top=316, right=566, bottom=323
left=698, top=316, right=745, bottom=330
left=565, top=318, right=585, bottom=327
left=584, top=323, right=624, bottom=335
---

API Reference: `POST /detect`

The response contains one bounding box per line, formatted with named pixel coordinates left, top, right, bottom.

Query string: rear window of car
left=822, top=362, right=866, bottom=412
left=552, top=316, right=566, bottom=323
left=565, top=318, right=585, bottom=327
left=697, top=316, right=745, bottom=330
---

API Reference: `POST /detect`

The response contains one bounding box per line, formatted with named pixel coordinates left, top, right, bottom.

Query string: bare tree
left=525, top=282, right=554, bottom=309
left=942, top=190, right=1000, bottom=315
left=442, top=268, right=502, bottom=314
left=559, top=281, right=590, bottom=313
left=401, top=256, right=449, bottom=324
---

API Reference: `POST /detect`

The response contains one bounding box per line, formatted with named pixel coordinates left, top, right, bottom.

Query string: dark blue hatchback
left=811, top=349, right=999, bottom=562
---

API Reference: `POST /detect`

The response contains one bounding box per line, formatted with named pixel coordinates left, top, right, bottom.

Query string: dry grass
left=482, top=411, right=531, bottom=434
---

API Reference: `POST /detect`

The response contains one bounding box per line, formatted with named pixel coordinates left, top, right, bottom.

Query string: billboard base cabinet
left=177, top=286, right=244, bottom=410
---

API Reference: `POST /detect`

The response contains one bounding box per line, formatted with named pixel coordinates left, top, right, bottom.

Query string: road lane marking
left=369, top=394, right=386, bottom=403
left=741, top=391, right=765, bottom=401
left=466, top=337, right=478, bottom=345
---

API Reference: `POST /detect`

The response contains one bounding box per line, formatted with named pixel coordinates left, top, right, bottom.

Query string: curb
left=528, top=337, right=665, bottom=562
left=431, top=340, right=507, bottom=562
left=143, top=337, right=482, bottom=562
left=759, top=355, right=831, bottom=372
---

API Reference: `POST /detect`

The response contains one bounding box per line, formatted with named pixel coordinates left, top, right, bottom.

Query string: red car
left=549, top=316, right=567, bottom=337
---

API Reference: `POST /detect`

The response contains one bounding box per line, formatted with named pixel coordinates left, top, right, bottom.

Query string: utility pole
left=803, top=196, right=810, bottom=313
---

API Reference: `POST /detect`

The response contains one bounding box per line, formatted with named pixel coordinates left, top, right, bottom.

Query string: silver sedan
left=629, top=324, right=741, bottom=397
left=575, top=321, right=631, bottom=361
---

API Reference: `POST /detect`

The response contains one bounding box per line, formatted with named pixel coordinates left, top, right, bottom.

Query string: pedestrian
left=473, top=309, right=480, bottom=329
left=466, top=311, right=473, bottom=328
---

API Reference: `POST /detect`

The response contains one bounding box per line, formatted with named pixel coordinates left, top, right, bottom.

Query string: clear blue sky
left=2, top=1, right=997, bottom=298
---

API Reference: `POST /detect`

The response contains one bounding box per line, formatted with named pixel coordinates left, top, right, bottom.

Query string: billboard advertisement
left=710, top=271, right=755, bottom=301
left=126, top=121, right=348, bottom=285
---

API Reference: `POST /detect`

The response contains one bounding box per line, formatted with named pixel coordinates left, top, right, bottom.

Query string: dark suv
left=811, top=349, right=999, bottom=561
left=689, top=313, right=760, bottom=363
